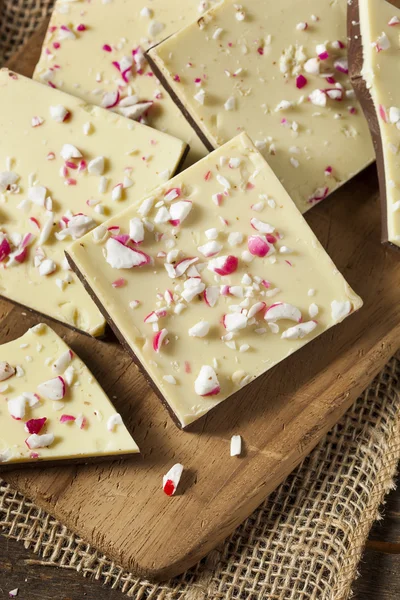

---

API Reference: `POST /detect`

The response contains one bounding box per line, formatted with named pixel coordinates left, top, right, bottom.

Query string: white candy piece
left=230, top=434, right=242, bottom=457
left=331, top=300, right=351, bottom=322
left=105, top=238, right=149, bottom=269
left=37, top=376, right=66, bottom=401
left=250, top=218, right=275, bottom=234
left=88, top=156, right=105, bottom=176
left=50, top=105, right=69, bottom=122
left=194, top=365, right=220, bottom=396
left=57, top=214, right=96, bottom=241
left=194, top=89, right=206, bottom=104
left=39, top=259, right=56, bottom=276
left=0, top=361, right=15, bottom=381
left=154, top=206, right=171, bottom=224
left=224, top=313, right=248, bottom=332
left=107, top=413, right=123, bottom=431
left=181, top=277, right=205, bottom=302
left=309, top=89, right=327, bottom=107
left=198, top=241, right=222, bottom=257
left=205, top=228, right=218, bottom=239
left=28, top=185, right=47, bottom=206
left=8, top=396, right=28, bottom=420
left=248, top=301, right=265, bottom=319
left=228, top=232, right=243, bottom=246
left=188, top=320, right=210, bottom=337
left=0, top=171, right=19, bottom=192
left=52, top=350, right=72, bottom=375
left=265, top=303, right=301, bottom=323
left=60, top=144, right=82, bottom=160
left=163, top=462, right=184, bottom=495
left=63, top=365, right=75, bottom=386
left=204, top=286, right=220, bottom=307
left=169, top=200, right=192, bottom=224
left=26, top=433, right=55, bottom=449
left=112, top=184, right=123, bottom=202
left=281, top=320, right=317, bottom=340
left=38, top=212, right=55, bottom=245
left=129, top=217, right=145, bottom=243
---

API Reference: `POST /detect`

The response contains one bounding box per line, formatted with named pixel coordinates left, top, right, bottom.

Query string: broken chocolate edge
left=145, top=47, right=216, bottom=154
left=0, top=293, right=109, bottom=339
left=174, top=141, right=191, bottom=173
left=348, top=0, right=400, bottom=252
left=0, top=137, right=189, bottom=339
left=65, top=250, right=188, bottom=430
left=0, top=451, right=138, bottom=471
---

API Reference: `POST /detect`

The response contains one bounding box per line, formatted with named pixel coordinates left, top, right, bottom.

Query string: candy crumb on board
left=230, top=435, right=242, bottom=457
left=163, top=463, right=184, bottom=496
left=9, top=590, right=18, bottom=598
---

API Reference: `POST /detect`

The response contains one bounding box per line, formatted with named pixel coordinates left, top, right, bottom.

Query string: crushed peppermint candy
left=66, top=133, right=361, bottom=427
left=230, top=434, right=242, bottom=456
left=143, top=0, right=372, bottom=217
left=0, top=324, right=138, bottom=465
left=163, top=463, right=184, bottom=495
left=0, top=69, right=185, bottom=336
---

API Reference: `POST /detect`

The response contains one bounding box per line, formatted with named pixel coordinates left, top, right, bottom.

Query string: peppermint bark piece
left=33, top=0, right=217, bottom=167
left=0, top=69, right=187, bottom=336
left=67, top=133, right=362, bottom=428
left=147, top=0, right=374, bottom=213
left=0, top=323, right=139, bottom=467
left=349, top=0, right=400, bottom=248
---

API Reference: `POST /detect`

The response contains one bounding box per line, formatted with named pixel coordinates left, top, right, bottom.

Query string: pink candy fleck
left=29, top=217, right=41, bottom=230
left=103, top=44, right=112, bottom=52
left=25, top=417, right=47, bottom=435
left=112, top=278, right=126, bottom=288
left=173, top=75, right=181, bottom=82
left=60, top=414, right=75, bottom=424
left=77, top=24, right=87, bottom=32
left=296, top=74, right=307, bottom=89
left=65, top=160, right=78, bottom=170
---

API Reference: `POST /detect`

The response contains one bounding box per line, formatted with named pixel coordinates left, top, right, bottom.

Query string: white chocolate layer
left=148, top=0, right=374, bottom=213
left=0, top=323, right=139, bottom=466
left=0, top=69, right=186, bottom=335
left=68, top=133, right=362, bottom=428
left=359, top=0, right=400, bottom=246
left=33, top=0, right=216, bottom=166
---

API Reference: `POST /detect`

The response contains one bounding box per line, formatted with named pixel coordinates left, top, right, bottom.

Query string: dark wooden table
left=1, top=474, right=399, bottom=599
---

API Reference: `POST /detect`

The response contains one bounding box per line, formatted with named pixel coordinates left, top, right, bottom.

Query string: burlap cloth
left=1, top=2, right=400, bottom=598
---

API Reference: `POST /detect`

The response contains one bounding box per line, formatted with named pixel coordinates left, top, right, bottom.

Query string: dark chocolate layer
left=348, top=0, right=400, bottom=250
left=0, top=451, right=138, bottom=472
left=146, top=46, right=216, bottom=153
left=65, top=250, right=187, bottom=429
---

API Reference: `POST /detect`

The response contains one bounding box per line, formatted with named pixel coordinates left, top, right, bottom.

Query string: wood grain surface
left=3, top=474, right=400, bottom=599
left=1, top=24, right=399, bottom=582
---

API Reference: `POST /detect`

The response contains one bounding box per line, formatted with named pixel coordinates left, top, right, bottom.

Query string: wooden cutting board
left=1, top=25, right=400, bottom=582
